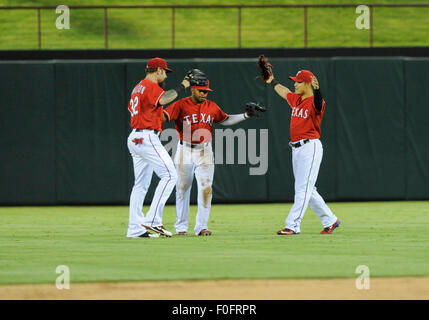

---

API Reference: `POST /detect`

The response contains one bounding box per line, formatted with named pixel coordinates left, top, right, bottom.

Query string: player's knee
left=169, top=170, right=178, bottom=184
left=202, top=186, right=212, bottom=208
left=200, top=177, right=212, bottom=188
left=159, top=169, right=177, bottom=186
left=177, top=181, right=191, bottom=193
left=131, top=183, right=146, bottom=192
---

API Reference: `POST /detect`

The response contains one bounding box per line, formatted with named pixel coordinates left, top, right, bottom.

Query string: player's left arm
left=218, top=101, right=266, bottom=126
left=311, top=76, right=323, bottom=112
left=213, top=103, right=244, bottom=126
left=219, top=113, right=247, bottom=126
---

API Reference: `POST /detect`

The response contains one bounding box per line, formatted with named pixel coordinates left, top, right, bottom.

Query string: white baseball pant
left=285, top=139, right=337, bottom=233
left=174, top=141, right=214, bottom=235
left=126, top=129, right=177, bottom=238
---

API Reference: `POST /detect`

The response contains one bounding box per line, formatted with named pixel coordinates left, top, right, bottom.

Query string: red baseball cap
left=289, top=70, right=314, bottom=83
left=192, top=80, right=213, bottom=92
left=146, top=57, right=173, bottom=73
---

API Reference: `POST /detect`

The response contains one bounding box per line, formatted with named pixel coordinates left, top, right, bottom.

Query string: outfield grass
left=0, top=202, right=428, bottom=285
left=0, top=0, right=429, bottom=49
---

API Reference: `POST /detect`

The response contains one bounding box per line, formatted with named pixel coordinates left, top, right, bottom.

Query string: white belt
left=133, top=129, right=161, bottom=136
left=180, top=141, right=211, bottom=149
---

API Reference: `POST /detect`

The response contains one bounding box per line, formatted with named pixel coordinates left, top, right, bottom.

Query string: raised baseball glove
left=244, top=102, right=267, bottom=118
left=185, top=68, right=209, bottom=87
left=257, top=55, right=273, bottom=82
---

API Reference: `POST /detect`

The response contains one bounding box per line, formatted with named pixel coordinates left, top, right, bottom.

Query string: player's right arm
left=266, top=75, right=291, bottom=99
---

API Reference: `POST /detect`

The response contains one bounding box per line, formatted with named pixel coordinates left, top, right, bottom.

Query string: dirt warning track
left=1, top=277, right=428, bottom=300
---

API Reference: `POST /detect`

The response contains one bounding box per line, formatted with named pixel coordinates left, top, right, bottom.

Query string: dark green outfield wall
left=1, top=58, right=428, bottom=205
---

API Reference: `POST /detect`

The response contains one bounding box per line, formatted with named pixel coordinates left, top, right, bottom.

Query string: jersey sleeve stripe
left=163, top=109, right=171, bottom=122
left=155, top=91, right=165, bottom=107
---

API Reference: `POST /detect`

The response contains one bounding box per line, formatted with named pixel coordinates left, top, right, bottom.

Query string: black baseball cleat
left=142, top=224, right=173, bottom=237
left=198, top=229, right=212, bottom=236
left=138, top=231, right=160, bottom=238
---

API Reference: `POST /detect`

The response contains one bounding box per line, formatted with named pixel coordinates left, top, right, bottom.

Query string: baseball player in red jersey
left=126, top=57, right=190, bottom=238
left=265, top=69, right=340, bottom=235
left=164, top=69, right=265, bottom=236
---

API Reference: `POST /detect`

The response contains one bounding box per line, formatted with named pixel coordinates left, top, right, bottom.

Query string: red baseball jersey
left=164, top=97, right=228, bottom=143
left=286, top=92, right=326, bottom=142
left=128, top=79, right=165, bottom=131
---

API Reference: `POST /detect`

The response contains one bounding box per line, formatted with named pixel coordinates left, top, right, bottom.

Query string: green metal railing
left=0, top=4, right=428, bottom=49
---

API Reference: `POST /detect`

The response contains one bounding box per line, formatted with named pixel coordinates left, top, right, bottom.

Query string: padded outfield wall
left=0, top=57, right=428, bottom=205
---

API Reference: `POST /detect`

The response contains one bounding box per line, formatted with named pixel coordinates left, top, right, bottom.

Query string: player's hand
left=244, top=102, right=267, bottom=118
left=311, top=76, right=319, bottom=90
left=182, top=79, right=190, bottom=88
left=266, top=74, right=274, bottom=84
left=257, top=54, right=273, bottom=83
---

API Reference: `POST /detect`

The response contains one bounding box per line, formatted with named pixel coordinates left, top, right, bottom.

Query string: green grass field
left=1, top=201, right=428, bottom=285
left=1, top=0, right=429, bottom=49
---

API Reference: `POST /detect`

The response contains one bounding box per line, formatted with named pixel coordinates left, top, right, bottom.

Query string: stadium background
left=1, top=1, right=428, bottom=205
left=1, top=57, right=429, bottom=205
left=1, top=0, right=429, bottom=301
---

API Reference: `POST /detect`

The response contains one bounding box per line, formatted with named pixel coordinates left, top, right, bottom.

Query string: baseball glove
left=185, top=68, right=209, bottom=87
left=257, top=55, right=273, bottom=82
left=244, top=102, right=267, bottom=118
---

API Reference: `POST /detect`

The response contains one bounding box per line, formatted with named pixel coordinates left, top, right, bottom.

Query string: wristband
left=174, top=83, right=185, bottom=95
left=270, top=79, right=279, bottom=88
